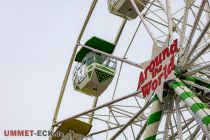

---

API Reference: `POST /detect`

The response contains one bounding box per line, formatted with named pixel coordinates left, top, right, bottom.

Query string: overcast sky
left=0, top=0, right=158, bottom=140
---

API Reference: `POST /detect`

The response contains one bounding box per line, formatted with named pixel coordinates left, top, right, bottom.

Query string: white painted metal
left=108, top=0, right=148, bottom=20
left=51, top=0, right=210, bottom=139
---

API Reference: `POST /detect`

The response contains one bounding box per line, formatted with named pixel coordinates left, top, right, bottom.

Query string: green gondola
left=73, top=36, right=117, bottom=97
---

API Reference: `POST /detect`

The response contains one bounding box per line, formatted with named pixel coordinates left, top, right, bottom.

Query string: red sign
left=137, top=39, right=178, bottom=98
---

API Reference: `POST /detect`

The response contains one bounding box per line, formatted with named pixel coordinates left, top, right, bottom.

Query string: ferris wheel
left=49, top=0, right=210, bottom=140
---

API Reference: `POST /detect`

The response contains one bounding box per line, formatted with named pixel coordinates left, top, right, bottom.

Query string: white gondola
left=108, top=0, right=148, bottom=20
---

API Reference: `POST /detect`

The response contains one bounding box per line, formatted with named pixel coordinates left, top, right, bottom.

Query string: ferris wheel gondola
left=73, top=36, right=117, bottom=97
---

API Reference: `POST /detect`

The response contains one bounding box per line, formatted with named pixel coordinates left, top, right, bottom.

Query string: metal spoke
left=164, top=94, right=175, bottom=140
left=130, top=0, right=159, bottom=46
left=168, top=118, right=195, bottom=140
left=181, top=0, right=207, bottom=66
left=184, top=23, right=210, bottom=67
left=183, top=63, right=210, bottom=76
left=166, top=0, right=173, bottom=42
left=178, top=0, right=192, bottom=60
left=110, top=109, right=129, bottom=140
left=110, top=98, right=153, bottom=140
left=135, top=122, right=147, bottom=140
left=77, top=44, right=143, bottom=69
left=175, top=96, right=183, bottom=140
left=189, top=126, right=200, bottom=140
left=105, top=20, right=142, bottom=139
left=187, top=43, right=210, bottom=68
left=144, top=17, right=168, bottom=34
left=53, top=90, right=141, bottom=126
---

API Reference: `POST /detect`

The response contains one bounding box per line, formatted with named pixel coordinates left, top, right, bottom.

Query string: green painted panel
left=75, top=36, right=115, bottom=62
left=191, top=103, right=208, bottom=112
left=144, top=135, right=157, bottom=140
left=95, top=69, right=113, bottom=83
left=147, top=111, right=163, bottom=125
left=96, top=65, right=115, bottom=73
left=185, top=76, right=210, bottom=89
left=202, top=115, right=210, bottom=125
left=88, top=71, right=92, bottom=78
left=194, top=78, right=210, bottom=89
left=180, top=91, right=196, bottom=100
left=170, top=81, right=185, bottom=89
left=87, top=65, right=94, bottom=70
